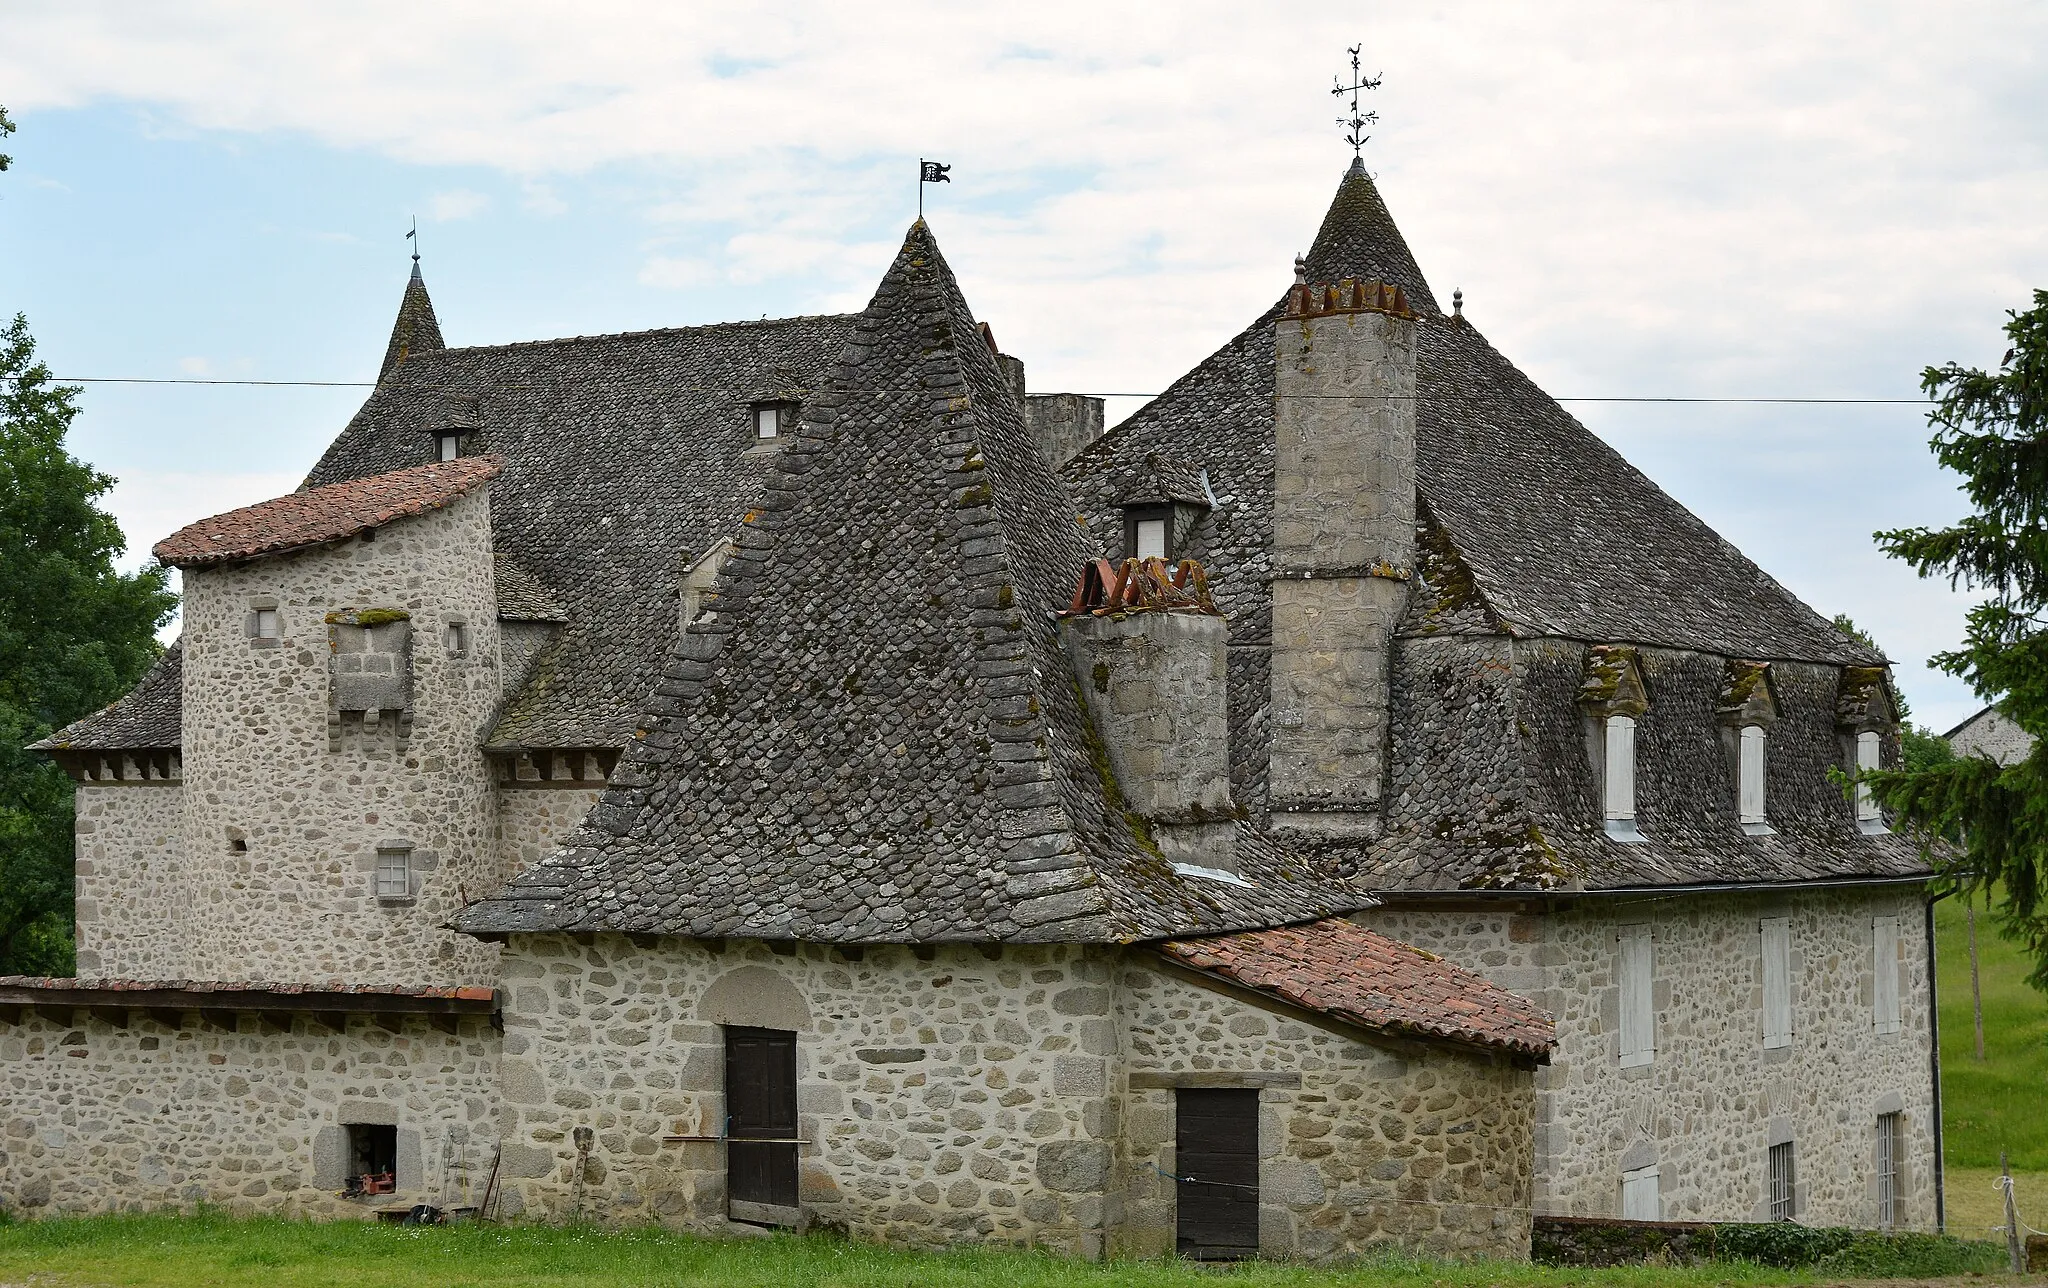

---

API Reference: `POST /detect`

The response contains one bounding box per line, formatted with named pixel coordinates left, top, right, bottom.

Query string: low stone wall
left=0, top=1007, right=499, bottom=1217
left=1532, top=1215, right=1716, bottom=1266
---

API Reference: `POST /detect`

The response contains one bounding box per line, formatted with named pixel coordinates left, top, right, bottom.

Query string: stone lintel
left=1128, top=1070, right=1303, bottom=1090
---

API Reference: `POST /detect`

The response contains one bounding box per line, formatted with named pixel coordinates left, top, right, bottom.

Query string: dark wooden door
left=1176, top=1088, right=1260, bottom=1259
left=725, top=1026, right=799, bottom=1217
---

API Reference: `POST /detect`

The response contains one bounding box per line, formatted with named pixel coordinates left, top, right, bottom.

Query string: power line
left=51, top=375, right=1936, bottom=405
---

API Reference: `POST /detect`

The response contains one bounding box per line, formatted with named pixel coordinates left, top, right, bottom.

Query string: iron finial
left=1293, top=253, right=1308, bottom=285
left=1453, top=287, right=1463, bottom=318
left=1331, top=44, right=1382, bottom=157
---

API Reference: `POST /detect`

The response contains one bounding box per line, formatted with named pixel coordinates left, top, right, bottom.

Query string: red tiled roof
left=1158, top=918, right=1555, bottom=1058
left=153, top=456, right=502, bottom=568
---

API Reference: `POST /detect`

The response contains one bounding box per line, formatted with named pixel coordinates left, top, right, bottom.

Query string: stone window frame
left=443, top=618, right=470, bottom=658
left=1579, top=646, right=1650, bottom=842
left=247, top=597, right=283, bottom=649
left=375, top=844, right=414, bottom=904
left=1767, top=1139, right=1797, bottom=1221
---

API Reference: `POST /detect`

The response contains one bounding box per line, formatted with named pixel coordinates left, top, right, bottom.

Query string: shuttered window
left=1873, top=917, right=1902, bottom=1034
left=1856, top=731, right=1886, bottom=831
left=1621, top=1165, right=1660, bottom=1220
left=1603, top=716, right=1645, bottom=842
left=1618, top=925, right=1655, bottom=1067
left=1761, top=918, right=1793, bottom=1049
left=1739, top=725, right=1768, bottom=826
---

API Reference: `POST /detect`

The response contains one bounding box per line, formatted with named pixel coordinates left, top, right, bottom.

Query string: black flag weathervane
left=918, top=159, right=951, bottom=218
left=1332, top=45, right=1381, bottom=156
left=405, top=216, right=420, bottom=265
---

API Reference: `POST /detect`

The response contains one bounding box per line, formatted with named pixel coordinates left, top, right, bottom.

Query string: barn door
left=1176, top=1088, right=1260, bottom=1259
left=725, top=1026, right=799, bottom=1224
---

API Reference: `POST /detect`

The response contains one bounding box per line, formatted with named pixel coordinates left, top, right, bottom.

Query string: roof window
left=1603, top=715, right=1645, bottom=842
left=753, top=402, right=792, bottom=440
left=1739, top=725, right=1773, bottom=834
left=1123, top=504, right=1174, bottom=562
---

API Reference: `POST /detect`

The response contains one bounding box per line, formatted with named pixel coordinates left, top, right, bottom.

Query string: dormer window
left=1124, top=504, right=1174, bottom=562
left=1603, top=715, right=1643, bottom=842
left=436, top=430, right=463, bottom=462
left=1739, top=725, right=1770, bottom=831
left=753, top=402, right=791, bottom=440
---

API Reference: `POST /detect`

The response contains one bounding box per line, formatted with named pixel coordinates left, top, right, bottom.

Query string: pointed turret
left=1301, top=156, right=1439, bottom=315
left=379, top=259, right=446, bottom=382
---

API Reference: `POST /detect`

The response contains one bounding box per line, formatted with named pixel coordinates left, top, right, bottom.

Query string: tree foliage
left=1829, top=614, right=1955, bottom=773
left=0, top=313, right=178, bottom=974
left=0, top=103, right=14, bottom=172
left=1873, top=289, right=2048, bottom=988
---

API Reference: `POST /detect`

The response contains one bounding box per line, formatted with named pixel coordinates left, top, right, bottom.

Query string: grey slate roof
left=1063, top=159, right=1921, bottom=893
left=455, top=221, right=1364, bottom=943
left=381, top=262, right=446, bottom=382
left=307, top=301, right=861, bottom=751
left=32, top=643, right=183, bottom=752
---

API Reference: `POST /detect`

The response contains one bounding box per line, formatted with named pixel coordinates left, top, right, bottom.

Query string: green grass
left=0, top=1213, right=2005, bottom=1288
left=1935, top=889, right=2048, bottom=1173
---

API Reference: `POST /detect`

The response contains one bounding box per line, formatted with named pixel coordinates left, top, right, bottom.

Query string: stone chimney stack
left=1061, top=558, right=1239, bottom=874
left=1268, top=272, right=1418, bottom=841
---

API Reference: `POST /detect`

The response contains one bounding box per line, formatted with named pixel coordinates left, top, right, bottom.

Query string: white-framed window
left=253, top=606, right=281, bottom=639
left=1876, top=1112, right=1903, bottom=1230
left=375, top=847, right=412, bottom=901
left=754, top=404, right=782, bottom=440
left=1621, top=1165, right=1661, bottom=1221
left=1768, top=1141, right=1797, bottom=1221
left=1856, top=731, right=1887, bottom=832
left=444, top=620, right=468, bottom=656
left=437, top=431, right=462, bottom=462
left=1739, top=724, right=1771, bottom=831
left=1873, top=916, right=1902, bottom=1034
left=1618, top=924, right=1655, bottom=1067
left=1134, top=517, right=1168, bottom=561
left=1761, top=917, right=1793, bottom=1049
left=1604, top=714, right=1644, bottom=841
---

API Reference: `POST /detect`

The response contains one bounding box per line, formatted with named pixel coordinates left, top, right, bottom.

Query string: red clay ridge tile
left=154, top=456, right=502, bottom=568
left=1158, top=918, right=1555, bottom=1059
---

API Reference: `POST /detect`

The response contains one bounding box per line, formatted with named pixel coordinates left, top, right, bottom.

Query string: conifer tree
left=1874, top=289, right=2048, bottom=987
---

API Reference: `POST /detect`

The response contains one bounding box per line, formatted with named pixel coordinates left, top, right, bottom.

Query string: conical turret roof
left=1302, top=156, right=1439, bottom=313
left=456, top=220, right=1359, bottom=943
left=379, top=261, right=446, bottom=382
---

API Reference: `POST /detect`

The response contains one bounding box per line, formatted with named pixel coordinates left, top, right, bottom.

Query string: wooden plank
left=727, top=1199, right=801, bottom=1228
left=726, top=1026, right=799, bottom=1210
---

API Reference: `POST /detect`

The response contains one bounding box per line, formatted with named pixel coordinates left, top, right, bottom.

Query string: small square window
left=253, top=607, right=281, bottom=639
left=444, top=621, right=468, bottom=656
left=375, top=848, right=412, bottom=901
left=437, top=431, right=463, bottom=462
left=345, top=1123, right=398, bottom=1196
left=754, top=404, right=783, bottom=440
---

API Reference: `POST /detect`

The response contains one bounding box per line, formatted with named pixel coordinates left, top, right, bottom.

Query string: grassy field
left=1936, top=889, right=2048, bottom=1238
left=0, top=1213, right=2008, bottom=1288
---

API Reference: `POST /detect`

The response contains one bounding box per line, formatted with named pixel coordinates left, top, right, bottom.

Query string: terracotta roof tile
left=154, top=456, right=502, bottom=568
left=1158, top=917, right=1554, bottom=1057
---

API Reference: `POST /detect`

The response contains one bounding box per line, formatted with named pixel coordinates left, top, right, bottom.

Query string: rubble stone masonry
left=1356, top=883, right=1934, bottom=1230
left=491, top=934, right=1534, bottom=1262
left=0, top=1009, right=500, bottom=1216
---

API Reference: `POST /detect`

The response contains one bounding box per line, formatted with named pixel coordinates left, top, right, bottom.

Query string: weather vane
left=1331, top=45, right=1381, bottom=156
left=405, top=216, right=420, bottom=265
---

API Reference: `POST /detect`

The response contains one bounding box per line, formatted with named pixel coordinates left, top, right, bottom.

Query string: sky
left=2, top=1, right=2044, bottom=732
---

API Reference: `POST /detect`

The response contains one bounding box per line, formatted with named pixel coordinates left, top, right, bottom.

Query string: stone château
left=2, top=150, right=1939, bottom=1256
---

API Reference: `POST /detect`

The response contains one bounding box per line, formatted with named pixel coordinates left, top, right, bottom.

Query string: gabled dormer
left=1718, top=660, right=1780, bottom=835
left=1837, top=665, right=1899, bottom=834
left=1579, top=645, right=1651, bottom=843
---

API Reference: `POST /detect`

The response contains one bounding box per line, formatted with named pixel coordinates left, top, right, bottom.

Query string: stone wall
left=493, top=933, right=1534, bottom=1262
left=494, top=786, right=604, bottom=885
left=73, top=783, right=189, bottom=978
left=0, top=1008, right=499, bottom=1217
left=172, top=488, right=505, bottom=987
left=1358, top=885, right=1936, bottom=1230
left=1115, top=962, right=1534, bottom=1261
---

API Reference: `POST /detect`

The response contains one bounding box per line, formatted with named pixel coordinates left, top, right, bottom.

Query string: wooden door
left=725, top=1026, right=799, bottom=1222
left=1176, top=1088, right=1260, bottom=1259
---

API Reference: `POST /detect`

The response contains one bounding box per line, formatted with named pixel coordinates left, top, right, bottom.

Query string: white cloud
left=5, top=0, right=2044, bottom=728
left=428, top=188, right=490, bottom=221
left=176, top=356, right=213, bottom=376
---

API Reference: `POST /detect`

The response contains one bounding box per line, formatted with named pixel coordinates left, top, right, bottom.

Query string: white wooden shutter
left=1605, top=716, right=1637, bottom=821
left=1856, top=731, right=1882, bottom=822
left=1739, top=725, right=1768, bottom=824
left=1873, top=916, right=1902, bottom=1034
left=1619, top=925, right=1654, bottom=1066
left=1621, top=1165, right=1661, bottom=1220
left=1761, top=918, right=1792, bottom=1048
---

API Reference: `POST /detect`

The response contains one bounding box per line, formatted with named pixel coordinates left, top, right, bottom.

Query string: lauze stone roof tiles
left=153, top=456, right=503, bottom=568
left=1159, top=917, right=1554, bottom=1058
